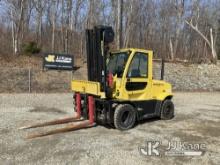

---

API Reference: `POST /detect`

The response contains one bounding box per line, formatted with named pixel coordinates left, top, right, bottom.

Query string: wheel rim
left=121, top=111, right=129, bottom=123
left=121, top=110, right=134, bottom=127
left=164, top=104, right=172, bottom=116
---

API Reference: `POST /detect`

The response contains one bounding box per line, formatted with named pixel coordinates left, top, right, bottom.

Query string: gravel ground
left=0, top=93, right=220, bottom=165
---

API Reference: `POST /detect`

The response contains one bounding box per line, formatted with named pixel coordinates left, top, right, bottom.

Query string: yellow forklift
left=20, top=26, right=174, bottom=138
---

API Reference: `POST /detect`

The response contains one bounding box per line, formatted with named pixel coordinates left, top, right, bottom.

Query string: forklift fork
left=19, top=93, right=95, bottom=139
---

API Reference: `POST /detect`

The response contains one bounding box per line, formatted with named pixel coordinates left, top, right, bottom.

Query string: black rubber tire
left=114, top=104, right=136, bottom=130
left=160, top=99, right=174, bottom=120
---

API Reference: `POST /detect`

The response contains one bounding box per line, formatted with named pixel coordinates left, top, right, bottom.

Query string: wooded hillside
left=0, top=0, right=220, bottom=63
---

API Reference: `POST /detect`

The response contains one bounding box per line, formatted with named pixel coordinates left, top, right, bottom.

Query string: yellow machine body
left=71, top=48, right=173, bottom=101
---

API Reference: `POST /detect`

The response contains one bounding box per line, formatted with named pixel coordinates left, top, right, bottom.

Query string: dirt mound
left=0, top=55, right=42, bottom=69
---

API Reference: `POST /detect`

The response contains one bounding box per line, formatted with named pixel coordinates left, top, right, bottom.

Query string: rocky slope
left=154, top=62, right=220, bottom=91
left=0, top=56, right=219, bottom=92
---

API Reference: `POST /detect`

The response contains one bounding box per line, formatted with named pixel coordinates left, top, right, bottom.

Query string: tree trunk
left=51, top=0, right=57, bottom=53
left=36, top=11, right=42, bottom=46
left=14, top=38, right=18, bottom=54
left=61, top=0, right=65, bottom=52
left=117, top=0, right=123, bottom=49
left=65, top=29, right=68, bottom=53
left=15, top=0, right=25, bottom=54
left=87, top=0, right=95, bottom=29
left=169, top=38, right=174, bottom=60
left=185, top=20, right=218, bottom=64
left=52, top=19, right=55, bottom=52
left=124, top=1, right=134, bottom=47
left=173, top=0, right=185, bottom=60
left=11, top=9, right=15, bottom=55
left=210, top=28, right=217, bottom=63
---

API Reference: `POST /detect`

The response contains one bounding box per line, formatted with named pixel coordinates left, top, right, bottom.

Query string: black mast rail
left=86, top=26, right=114, bottom=93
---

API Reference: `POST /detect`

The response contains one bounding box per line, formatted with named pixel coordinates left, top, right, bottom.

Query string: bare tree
left=124, top=0, right=135, bottom=47
left=86, top=0, right=96, bottom=29
left=33, top=0, right=45, bottom=46
left=185, top=1, right=218, bottom=63
left=117, top=0, right=123, bottom=49
left=0, top=0, right=219, bottom=63
left=51, top=0, right=59, bottom=52
left=6, top=0, right=26, bottom=54
left=170, top=0, right=185, bottom=60
left=185, top=20, right=217, bottom=63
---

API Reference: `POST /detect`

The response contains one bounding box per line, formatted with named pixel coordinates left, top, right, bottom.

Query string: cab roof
left=111, top=48, right=153, bottom=54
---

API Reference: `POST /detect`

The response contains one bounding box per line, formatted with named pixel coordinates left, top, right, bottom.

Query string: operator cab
left=107, top=50, right=148, bottom=79
left=105, top=49, right=154, bottom=101
left=107, top=51, right=129, bottom=78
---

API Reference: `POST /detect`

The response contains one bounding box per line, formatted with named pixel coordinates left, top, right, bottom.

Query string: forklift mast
left=86, top=26, right=114, bottom=92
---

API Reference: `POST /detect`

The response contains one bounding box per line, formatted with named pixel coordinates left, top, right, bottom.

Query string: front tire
left=114, top=104, right=136, bottom=130
left=160, top=99, right=174, bottom=120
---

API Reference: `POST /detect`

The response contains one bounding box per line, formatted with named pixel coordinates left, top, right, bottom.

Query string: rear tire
left=160, top=99, right=174, bottom=120
left=114, top=104, right=136, bottom=130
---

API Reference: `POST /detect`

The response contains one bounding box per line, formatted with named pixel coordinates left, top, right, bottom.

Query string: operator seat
left=130, top=69, right=141, bottom=77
